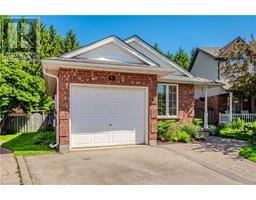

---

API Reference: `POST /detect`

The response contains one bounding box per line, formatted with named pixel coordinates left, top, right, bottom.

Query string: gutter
left=158, top=79, right=223, bottom=86
left=42, top=68, right=59, bottom=149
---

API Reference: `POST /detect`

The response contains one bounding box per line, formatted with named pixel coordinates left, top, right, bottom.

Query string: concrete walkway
left=0, top=145, right=20, bottom=185
left=159, top=136, right=256, bottom=184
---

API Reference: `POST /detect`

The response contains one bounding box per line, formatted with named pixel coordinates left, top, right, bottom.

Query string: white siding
left=75, top=43, right=145, bottom=64
left=191, top=51, right=219, bottom=80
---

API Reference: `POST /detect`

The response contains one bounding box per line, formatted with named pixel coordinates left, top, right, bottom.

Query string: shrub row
left=208, top=119, right=256, bottom=143
left=225, top=118, right=256, bottom=133
left=157, top=118, right=203, bottom=143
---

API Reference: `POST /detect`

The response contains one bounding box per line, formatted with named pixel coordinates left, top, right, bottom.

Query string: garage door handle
left=109, top=123, right=112, bottom=127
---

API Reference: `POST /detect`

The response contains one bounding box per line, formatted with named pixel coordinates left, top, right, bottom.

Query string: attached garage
left=42, top=35, right=208, bottom=153
left=70, top=84, right=148, bottom=148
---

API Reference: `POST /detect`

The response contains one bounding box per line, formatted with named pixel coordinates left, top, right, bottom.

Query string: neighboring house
left=42, top=35, right=217, bottom=153
left=190, top=37, right=256, bottom=124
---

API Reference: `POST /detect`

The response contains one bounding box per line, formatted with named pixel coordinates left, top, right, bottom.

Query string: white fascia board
left=60, top=36, right=158, bottom=67
left=125, top=37, right=195, bottom=78
left=157, top=78, right=222, bottom=86
left=41, top=59, right=169, bottom=76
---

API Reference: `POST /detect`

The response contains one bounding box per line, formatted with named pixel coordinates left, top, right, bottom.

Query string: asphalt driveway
left=24, top=137, right=256, bottom=184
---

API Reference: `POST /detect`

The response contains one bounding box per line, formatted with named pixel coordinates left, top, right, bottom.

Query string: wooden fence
left=0, top=111, right=53, bottom=134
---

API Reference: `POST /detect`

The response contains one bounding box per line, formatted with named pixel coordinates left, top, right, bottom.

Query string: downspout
left=43, top=68, right=59, bottom=148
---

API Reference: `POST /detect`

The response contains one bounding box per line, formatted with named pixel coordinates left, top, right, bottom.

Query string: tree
left=28, top=18, right=41, bottom=57
left=0, top=17, right=54, bottom=125
left=220, top=37, right=256, bottom=96
left=153, top=42, right=191, bottom=70
left=64, top=29, right=79, bottom=52
left=190, top=47, right=196, bottom=59
left=166, top=51, right=174, bottom=60
left=48, top=24, right=64, bottom=57
left=0, top=54, right=52, bottom=121
left=153, top=43, right=163, bottom=54
left=39, top=23, right=51, bottom=59
left=0, top=16, right=13, bottom=53
left=173, top=47, right=191, bottom=70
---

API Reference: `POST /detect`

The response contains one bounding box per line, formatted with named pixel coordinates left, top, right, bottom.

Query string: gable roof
left=42, top=35, right=218, bottom=96
left=60, top=35, right=159, bottom=67
left=199, top=47, right=220, bottom=57
left=125, top=35, right=195, bottom=78
left=189, top=36, right=246, bottom=71
left=221, top=36, right=245, bottom=50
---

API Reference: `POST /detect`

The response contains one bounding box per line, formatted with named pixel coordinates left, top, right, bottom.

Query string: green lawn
left=0, top=132, right=56, bottom=156
left=216, top=127, right=255, bottom=163
left=0, top=133, right=21, bottom=142
left=239, top=145, right=256, bottom=162
left=219, top=128, right=253, bottom=142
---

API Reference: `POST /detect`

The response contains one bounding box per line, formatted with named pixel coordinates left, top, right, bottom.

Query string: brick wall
left=218, top=94, right=228, bottom=113
left=58, top=68, right=157, bottom=147
left=195, top=96, right=218, bottom=124
left=178, top=84, right=195, bottom=123
left=195, top=93, right=229, bottom=124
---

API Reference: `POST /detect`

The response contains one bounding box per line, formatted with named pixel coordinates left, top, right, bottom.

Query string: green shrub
left=243, top=122, right=256, bottom=133
left=181, top=124, right=200, bottom=138
left=192, top=118, right=203, bottom=127
left=208, top=125, right=219, bottom=135
left=169, top=130, right=191, bottom=143
left=219, top=127, right=253, bottom=142
left=33, top=131, right=56, bottom=145
left=38, top=125, right=55, bottom=132
left=239, top=145, right=256, bottom=162
left=225, top=118, right=246, bottom=129
left=157, top=120, right=176, bottom=141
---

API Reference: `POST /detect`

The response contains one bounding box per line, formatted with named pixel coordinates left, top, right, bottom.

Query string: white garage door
left=70, top=85, right=147, bottom=148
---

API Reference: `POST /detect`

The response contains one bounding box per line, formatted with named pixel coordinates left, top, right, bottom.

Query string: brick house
left=190, top=37, right=256, bottom=125
left=42, top=35, right=216, bottom=153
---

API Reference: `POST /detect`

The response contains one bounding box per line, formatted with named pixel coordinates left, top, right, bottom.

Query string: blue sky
left=40, top=16, right=256, bottom=54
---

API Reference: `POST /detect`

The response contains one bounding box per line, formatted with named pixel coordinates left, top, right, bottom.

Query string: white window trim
left=157, top=83, right=179, bottom=118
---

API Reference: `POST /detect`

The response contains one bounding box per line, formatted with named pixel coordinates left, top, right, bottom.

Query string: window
left=157, top=84, right=178, bottom=117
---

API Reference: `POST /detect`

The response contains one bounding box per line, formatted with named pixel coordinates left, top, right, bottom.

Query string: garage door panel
left=72, top=122, right=141, bottom=130
left=70, top=85, right=146, bottom=148
left=72, top=134, right=91, bottom=145
left=111, top=132, right=128, bottom=143
left=93, top=133, right=111, bottom=144
left=72, top=106, right=143, bottom=115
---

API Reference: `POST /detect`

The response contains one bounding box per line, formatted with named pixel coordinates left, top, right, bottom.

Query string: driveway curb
left=16, top=156, right=32, bottom=185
